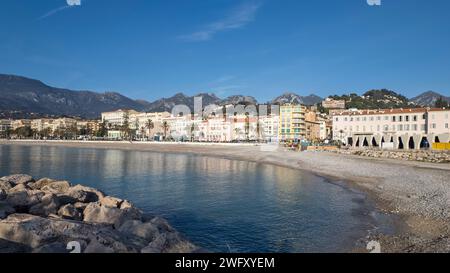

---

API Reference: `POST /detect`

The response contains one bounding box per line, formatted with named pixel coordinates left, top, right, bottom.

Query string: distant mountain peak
left=410, top=91, right=450, bottom=107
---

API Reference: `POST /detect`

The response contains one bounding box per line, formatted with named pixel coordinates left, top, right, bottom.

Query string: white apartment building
left=197, top=117, right=232, bottom=142
left=101, top=109, right=141, bottom=128
left=0, top=119, right=11, bottom=135
left=11, top=119, right=32, bottom=130
left=260, top=115, right=279, bottom=142
left=333, top=108, right=450, bottom=149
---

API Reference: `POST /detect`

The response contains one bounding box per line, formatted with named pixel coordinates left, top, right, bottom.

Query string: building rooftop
left=335, top=107, right=449, bottom=116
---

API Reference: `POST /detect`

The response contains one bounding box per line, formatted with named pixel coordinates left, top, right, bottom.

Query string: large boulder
left=8, top=183, right=30, bottom=194
left=41, top=181, right=71, bottom=194
left=0, top=214, right=140, bottom=252
left=0, top=174, right=34, bottom=185
left=29, top=194, right=60, bottom=217
left=83, top=203, right=142, bottom=229
left=29, top=178, right=56, bottom=190
left=0, top=189, right=6, bottom=201
left=32, top=242, right=68, bottom=253
left=66, top=185, right=104, bottom=203
left=0, top=180, right=13, bottom=192
left=100, top=196, right=123, bottom=208
left=0, top=202, right=15, bottom=220
left=141, top=232, right=197, bottom=253
left=6, top=190, right=45, bottom=211
left=58, top=204, right=82, bottom=221
left=118, top=220, right=159, bottom=242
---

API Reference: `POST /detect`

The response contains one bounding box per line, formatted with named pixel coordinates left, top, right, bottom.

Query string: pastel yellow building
left=278, top=104, right=306, bottom=142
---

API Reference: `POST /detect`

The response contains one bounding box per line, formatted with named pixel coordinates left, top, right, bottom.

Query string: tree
left=13, top=126, right=33, bottom=138
left=96, top=121, right=108, bottom=137
left=38, top=128, right=52, bottom=139
left=245, top=113, right=250, bottom=141
left=162, top=121, right=169, bottom=140
left=145, top=119, right=154, bottom=138
left=121, top=111, right=132, bottom=140
left=435, top=96, right=449, bottom=108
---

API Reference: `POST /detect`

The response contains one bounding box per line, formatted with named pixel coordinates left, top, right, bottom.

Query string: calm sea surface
left=0, top=144, right=394, bottom=252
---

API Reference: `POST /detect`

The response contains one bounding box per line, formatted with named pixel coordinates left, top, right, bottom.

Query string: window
left=344, top=117, right=348, bottom=121
left=377, top=125, right=380, bottom=131
left=398, top=125, right=403, bottom=131
left=421, top=124, right=426, bottom=131
left=335, top=117, right=339, bottom=122
left=370, top=117, right=374, bottom=121
left=384, top=116, right=389, bottom=121
left=384, top=125, right=389, bottom=131
left=413, top=115, right=417, bottom=122
left=432, top=114, right=435, bottom=120
left=412, top=124, right=418, bottom=131
left=350, top=118, right=353, bottom=122
left=399, top=116, right=403, bottom=122
left=392, top=116, right=396, bottom=122
left=422, top=114, right=426, bottom=120
left=405, top=116, right=409, bottom=122
left=404, top=124, right=410, bottom=131
left=356, top=117, right=360, bottom=122
left=445, top=123, right=449, bottom=129
left=363, top=117, right=367, bottom=121
left=431, top=123, right=437, bottom=129
left=377, top=116, right=381, bottom=121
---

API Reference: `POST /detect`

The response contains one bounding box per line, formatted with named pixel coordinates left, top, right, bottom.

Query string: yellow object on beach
left=432, top=143, right=450, bottom=151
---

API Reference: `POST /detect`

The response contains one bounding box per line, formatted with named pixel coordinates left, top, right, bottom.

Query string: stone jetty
left=0, top=174, right=198, bottom=253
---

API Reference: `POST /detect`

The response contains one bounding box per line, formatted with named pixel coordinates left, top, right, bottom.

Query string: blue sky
left=1, top=0, right=450, bottom=102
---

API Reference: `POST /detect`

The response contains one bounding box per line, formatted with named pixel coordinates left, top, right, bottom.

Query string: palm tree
left=162, top=121, right=169, bottom=140
left=245, top=113, right=250, bottom=141
left=145, top=119, right=154, bottom=138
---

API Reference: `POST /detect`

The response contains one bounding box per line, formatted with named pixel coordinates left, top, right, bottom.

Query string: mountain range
left=0, top=74, right=448, bottom=119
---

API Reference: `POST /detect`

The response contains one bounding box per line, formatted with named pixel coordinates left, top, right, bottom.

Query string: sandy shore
left=2, top=140, right=450, bottom=253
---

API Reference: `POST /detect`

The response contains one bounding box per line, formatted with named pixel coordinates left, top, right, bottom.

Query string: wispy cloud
left=179, top=1, right=263, bottom=42
left=39, top=0, right=82, bottom=20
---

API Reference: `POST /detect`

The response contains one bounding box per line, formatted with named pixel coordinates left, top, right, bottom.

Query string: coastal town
left=1, top=97, right=449, bottom=153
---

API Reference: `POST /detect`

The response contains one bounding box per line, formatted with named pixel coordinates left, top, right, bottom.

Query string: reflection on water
left=0, top=144, right=387, bottom=252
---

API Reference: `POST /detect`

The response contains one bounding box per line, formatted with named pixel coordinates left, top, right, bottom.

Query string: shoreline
left=2, top=140, right=450, bottom=252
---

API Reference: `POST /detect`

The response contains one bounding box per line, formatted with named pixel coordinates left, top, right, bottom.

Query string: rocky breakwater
left=334, top=149, right=450, bottom=163
left=0, top=174, right=198, bottom=253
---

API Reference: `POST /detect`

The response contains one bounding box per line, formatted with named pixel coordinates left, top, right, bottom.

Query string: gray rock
left=66, top=185, right=104, bottom=203
left=0, top=238, right=31, bottom=253
left=141, top=232, right=197, bottom=253
left=0, top=174, right=34, bottom=185
left=0, top=189, right=6, bottom=201
left=0, top=180, right=13, bottom=192
left=74, top=202, right=88, bottom=212
left=100, top=196, right=123, bottom=208
left=83, top=202, right=142, bottom=229
left=120, top=200, right=133, bottom=209
left=0, top=202, right=15, bottom=219
left=29, top=178, right=56, bottom=190
left=84, top=238, right=115, bottom=253
left=32, top=242, right=68, bottom=253
left=118, top=220, right=159, bottom=242
left=58, top=204, right=82, bottom=221
left=0, top=213, right=139, bottom=252
left=29, top=193, right=60, bottom=216
left=41, top=181, right=71, bottom=194
left=6, top=190, right=45, bottom=210
left=8, top=183, right=30, bottom=194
